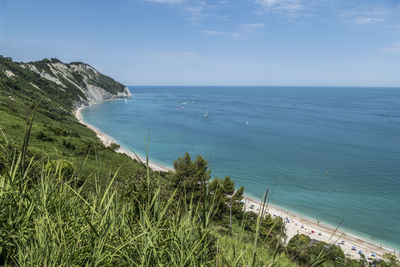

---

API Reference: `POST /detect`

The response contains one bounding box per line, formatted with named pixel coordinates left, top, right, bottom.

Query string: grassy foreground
left=2, top=130, right=400, bottom=266
left=0, top=129, right=299, bottom=266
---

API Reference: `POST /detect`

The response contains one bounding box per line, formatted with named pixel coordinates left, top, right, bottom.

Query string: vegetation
left=1, top=55, right=399, bottom=266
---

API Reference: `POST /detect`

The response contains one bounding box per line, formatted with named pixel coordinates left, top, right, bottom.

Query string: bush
left=287, top=234, right=312, bottom=264
left=45, top=159, right=75, bottom=178
left=287, top=234, right=345, bottom=266
left=62, top=139, right=75, bottom=150
left=37, top=131, right=55, bottom=142
left=108, top=142, right=120, bottom=151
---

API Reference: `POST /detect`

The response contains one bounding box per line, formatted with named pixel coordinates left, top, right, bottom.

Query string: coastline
left=74, top=103, right=173, bottom=172
left=74, top=101, right=398, bottom=262
left=243, top=196, right=398, bottom=261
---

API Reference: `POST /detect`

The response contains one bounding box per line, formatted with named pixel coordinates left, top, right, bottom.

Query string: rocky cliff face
left=20, top=58, right=131, bottom=107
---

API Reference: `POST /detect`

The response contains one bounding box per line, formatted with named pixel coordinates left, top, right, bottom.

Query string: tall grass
left=0, top=127, right=347, bottom=266
left=0, top=132, right=220, bottom=265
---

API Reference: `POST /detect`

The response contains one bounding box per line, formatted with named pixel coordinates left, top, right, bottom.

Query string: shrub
left=108, top=142, right=120, bottom=151
left=62, top=139, right=75, bottom=150
left=37, top=131, right=55, bottom=142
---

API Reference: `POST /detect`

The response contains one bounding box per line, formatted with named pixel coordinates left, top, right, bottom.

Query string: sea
left=81, top=86, right=400, bottom=250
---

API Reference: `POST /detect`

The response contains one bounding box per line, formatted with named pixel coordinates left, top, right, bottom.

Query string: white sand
left=74, top=105, right=173, bottom=172
left=74, top=104, right=398, bottom=262
left=243, top=196, right=399, bottom=261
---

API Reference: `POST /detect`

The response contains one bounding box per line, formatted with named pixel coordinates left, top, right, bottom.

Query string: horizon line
left=127, top=84, right=400, bottom=88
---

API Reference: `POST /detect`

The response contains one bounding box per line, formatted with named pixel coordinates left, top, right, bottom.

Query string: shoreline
left=74, top=103, right=173, bottom=172
left=74, top=101, right=398, bottom=262
left=243, top=196, right=398, bottom=261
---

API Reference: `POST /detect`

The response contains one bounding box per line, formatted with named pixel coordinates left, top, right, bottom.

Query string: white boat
left=203, top=112, right=209, bottom=117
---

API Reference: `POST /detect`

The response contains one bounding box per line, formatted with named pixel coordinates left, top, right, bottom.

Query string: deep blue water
left=82, top=86, right=400, bottom=249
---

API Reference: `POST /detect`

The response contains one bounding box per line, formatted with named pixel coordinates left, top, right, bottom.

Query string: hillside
left=0, top=55, right=141, bottom=186
left=0, top=56, right=130, bottom=108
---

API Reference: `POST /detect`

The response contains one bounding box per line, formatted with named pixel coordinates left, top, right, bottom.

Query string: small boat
left=203, top=112, right=209, bottom=117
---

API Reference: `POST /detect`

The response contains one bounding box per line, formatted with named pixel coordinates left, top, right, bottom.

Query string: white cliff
left=22, top=59, right=131, bottom=107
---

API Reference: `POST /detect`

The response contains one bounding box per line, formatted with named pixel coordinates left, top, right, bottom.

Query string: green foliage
left=0, top=148, right=216, bottom=265
left=0, top=133, right=295, bottom=266
left=376, top=253, right=400, bottom=267
left=287, top=234, right=312, bottom=264
left=37, top=131, right=55, bottom=142
left=108, top=142, right=120, bottom=151
left=0, top=55, right=145, bottom=197
left=45, top=159, right=75, bottom=178
left=287, top=234, right=347, bottom=266
left=214, top=231, right=298, bottom=266
left=209, top=176, right=244, bottom=223
left=243, top=211, right=286, bottom=246
left=168, top=152, right=210, bottom=203
left=168, top=153, right=246, bottom=228
left=29, top=58, right=55, bottom=77
left=62, top=138, right=76, bottom=150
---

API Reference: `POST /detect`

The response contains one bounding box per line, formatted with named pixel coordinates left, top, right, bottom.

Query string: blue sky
left=1, top=0, right=400, bottom=86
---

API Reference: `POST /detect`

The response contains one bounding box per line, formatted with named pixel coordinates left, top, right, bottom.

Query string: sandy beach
left=243, top=196, right=399, bottom=261
left=74, top=103, right=398, bottom=262
left=74, top=105, right=173, bottom=172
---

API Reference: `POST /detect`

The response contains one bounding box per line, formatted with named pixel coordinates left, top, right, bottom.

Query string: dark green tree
left=287, top=234, right=311, bottom=264
left=168, top=152, right=210, bottom=203
left=243, top=211, right=285, bottom=246
left=208, top=176, right=244, bottom=222
left=287, top=234, right=346, bottom=266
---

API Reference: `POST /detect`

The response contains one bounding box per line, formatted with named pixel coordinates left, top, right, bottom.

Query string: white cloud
left=255, top=0, right=302, bottom=12
left=338, top=7, right=392, bottom=26
left=383, top=42, right=400, bottom=53
left=237, top=23, right=265, bottom=28
left=202, top=22, right=265, bottom=38
left=179, top=1, right=230, bottom=23
left=184, top=2, right=209, bottom=21
left=352, top=17, right=386, bottom=25
left=202, top=30, right=225, bottom=36
left=202, top=30, right=241, bottom=38
left=146, top=0, right=184, bottom=3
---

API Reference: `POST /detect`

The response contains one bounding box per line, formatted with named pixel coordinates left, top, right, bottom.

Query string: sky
left=1, top=0, right=400, bottom=86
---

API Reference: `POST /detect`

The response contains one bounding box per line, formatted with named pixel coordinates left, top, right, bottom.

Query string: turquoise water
left=82, top=86, right=400, bottom=249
